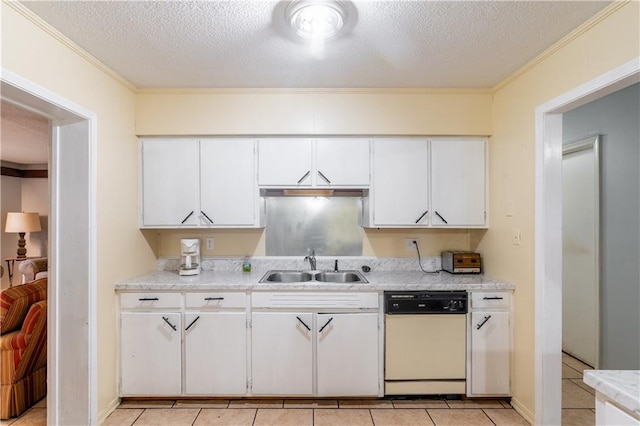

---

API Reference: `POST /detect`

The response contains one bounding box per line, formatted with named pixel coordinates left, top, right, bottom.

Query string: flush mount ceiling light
left=286, top=0, right=348, bottom=40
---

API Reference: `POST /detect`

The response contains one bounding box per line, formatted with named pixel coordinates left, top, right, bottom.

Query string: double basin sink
left=259, top=270, right=368, bottom=284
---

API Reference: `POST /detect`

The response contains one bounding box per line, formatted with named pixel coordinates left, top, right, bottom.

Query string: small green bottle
left=242, top=255, right=252, bottom=272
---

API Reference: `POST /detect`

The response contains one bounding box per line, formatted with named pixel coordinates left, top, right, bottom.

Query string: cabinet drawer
left=470, top=292, right=510, bottom=309
left=185, top=292, right=247, bottom=309
left=252, top=292, right=379, bottom=309
left=120, top=292, right=182, bottom=309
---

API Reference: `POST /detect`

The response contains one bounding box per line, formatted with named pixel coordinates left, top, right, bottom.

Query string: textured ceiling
left=22, top=0, right=612, bottom=89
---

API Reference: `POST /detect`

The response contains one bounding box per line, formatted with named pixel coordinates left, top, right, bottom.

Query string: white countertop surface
left=114, top=270, right=514, bottom=292
left=584, top=370, right=640, bottom=416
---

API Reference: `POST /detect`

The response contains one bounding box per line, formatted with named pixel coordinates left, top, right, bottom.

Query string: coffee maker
left=179, top=238, right=200, bottom=276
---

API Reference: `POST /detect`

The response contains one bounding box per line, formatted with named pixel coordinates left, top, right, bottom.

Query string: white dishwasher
left=384, top=291, right=467, bottom=395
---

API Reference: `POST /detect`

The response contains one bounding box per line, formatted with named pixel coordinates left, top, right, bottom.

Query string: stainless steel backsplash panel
left=265, top=196, right=363, bottom=256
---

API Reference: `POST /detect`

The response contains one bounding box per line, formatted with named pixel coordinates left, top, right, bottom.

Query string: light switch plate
left=206, top=237, right=214, bottom=251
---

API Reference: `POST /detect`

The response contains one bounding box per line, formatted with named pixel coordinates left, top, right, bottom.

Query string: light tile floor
left=561, top=352, right=596, bottom=426
left=0, top=352, right=596, bottom=426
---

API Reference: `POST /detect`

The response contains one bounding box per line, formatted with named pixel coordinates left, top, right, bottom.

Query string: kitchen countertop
left=583, top=370, right=640, bottom=416
left=114, top=270, right=514, bottom=292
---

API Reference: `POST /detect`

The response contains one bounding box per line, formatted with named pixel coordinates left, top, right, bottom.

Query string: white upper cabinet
left=430, top=138, right=487, bottom=227
left=258, top=139, right=314, bottom=186
left=369, top=139, right=430, bottom=226
left=258, top=138, right=370, bottom=187
left=140, top=138, right=261, bottom=228
left=200, top=139, right=257, bottom=226
left=366, top=137, right=488, bottom=228
left=142, top=138, right=200, bottom=226
left=315, top=138, right=370, bottom=186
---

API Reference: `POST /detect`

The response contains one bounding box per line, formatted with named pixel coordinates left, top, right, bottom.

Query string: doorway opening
left=1, top=70, right=97, bottom=424
left=535, top=58, right=640, bottom=425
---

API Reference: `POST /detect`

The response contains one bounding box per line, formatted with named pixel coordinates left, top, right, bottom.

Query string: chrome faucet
left=304, top=250, right=317, bottom=271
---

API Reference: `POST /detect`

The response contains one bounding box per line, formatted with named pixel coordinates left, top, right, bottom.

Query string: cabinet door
left=141, top=139, right=199, bottom=226
left=372, top=139, right=429, bottom=225
left=120, top=312, right=181, bottom=395
left=315, top=139, right=370, bottom=186
left=251, top=312, right=313, bottom=395
left=470, top=311, right=510, bottom=395
left=430, top=139, right=486, bottom=226
left=258, top=139, right=313, bottom=186
left=200, top=139, right=257, bottom=226
left=184, top=312, right=247, bottom=395
left=317, top=313, right=379, bottom=396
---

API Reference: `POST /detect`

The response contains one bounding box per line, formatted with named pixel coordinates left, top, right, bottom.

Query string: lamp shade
left=5, top=212, right=42, bottom=233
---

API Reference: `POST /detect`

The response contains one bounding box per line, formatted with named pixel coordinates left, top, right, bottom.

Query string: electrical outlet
left=405, top=238, right=418, bottom=251
left=205, top=237, right=214, bottom=251
left=512, top=228, right=521, bottom=246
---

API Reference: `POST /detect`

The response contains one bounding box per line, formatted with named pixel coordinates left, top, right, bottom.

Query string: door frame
left=534, top=57, right=639, bottom=425
left=561, top=136, right=600, bottom=369
left=1, top=69, right=98, bottom=425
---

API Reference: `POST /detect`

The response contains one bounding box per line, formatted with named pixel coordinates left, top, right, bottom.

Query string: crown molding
left=136, top=87, right=494, bottom=95
left=493, top=1, right=631, bottom=92
left=6, top=0, right=138, bottom=92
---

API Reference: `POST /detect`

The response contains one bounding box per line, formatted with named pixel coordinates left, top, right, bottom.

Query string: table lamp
left=5, top=212, right=42, bottom=259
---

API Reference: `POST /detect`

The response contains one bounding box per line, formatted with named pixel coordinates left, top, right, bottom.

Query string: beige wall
left=149, top=227, right=482, bottom=258
left=480, top=2, right=639, bottom=420
left=1, top=2, right=157, bottom=417
left=136, top=89, right=493, bottom=136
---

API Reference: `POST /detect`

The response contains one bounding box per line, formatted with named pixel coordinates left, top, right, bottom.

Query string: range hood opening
left=261, top=188, right=369, bottom=197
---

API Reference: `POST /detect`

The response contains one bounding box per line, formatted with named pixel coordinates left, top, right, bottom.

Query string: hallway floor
left=0, top=352, right=596, bottom=425
left=561, top=351, right=596, bottom=425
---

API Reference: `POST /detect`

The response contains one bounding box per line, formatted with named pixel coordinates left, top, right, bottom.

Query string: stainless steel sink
left=314, top=271, right=367, bottom=283
left=259, top=270, right=368, bottom=284
left=260, top=271, right=314, bottom=283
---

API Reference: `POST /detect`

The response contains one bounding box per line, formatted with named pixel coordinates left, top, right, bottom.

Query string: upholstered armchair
left=18, top=258, right=48, bottom=283
left=0, top=277, right=47, bottom=419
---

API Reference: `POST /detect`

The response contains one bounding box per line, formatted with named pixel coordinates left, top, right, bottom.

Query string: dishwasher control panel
left=384, top=291, right=467, bottom=314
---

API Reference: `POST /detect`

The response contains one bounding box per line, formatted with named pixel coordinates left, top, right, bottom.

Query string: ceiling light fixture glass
left=286, top=0, right=347, bottom=40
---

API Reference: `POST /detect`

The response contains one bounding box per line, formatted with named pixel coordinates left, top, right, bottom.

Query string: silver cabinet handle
left=297, top=170, right=311, bottom=184
left=476, top=315, right=492, bottom=330
left=483, top=296, right=503, bottom=300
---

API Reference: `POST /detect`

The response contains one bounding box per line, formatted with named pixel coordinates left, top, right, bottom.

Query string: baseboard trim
left=510, top=396, right=535, bottom=425
left=97, top=397, right=120, bottom=424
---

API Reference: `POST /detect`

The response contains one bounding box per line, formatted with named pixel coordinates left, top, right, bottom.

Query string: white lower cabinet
left=251, top=311, right=380, bottom=396
left=184, top=312, right=247, bottom=395
left=119, top=291, right=382, bottom=398
left=120, top=312, right=182, bottom=396
left=316, top=313, right=379, bottom=396
left=467, top=292, right=511, bottom=396
left=596, top=394, right=640, bottom=425
left=251, top=312, right=313, bottom=395
left=120, top=291, right=248, bottom=397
